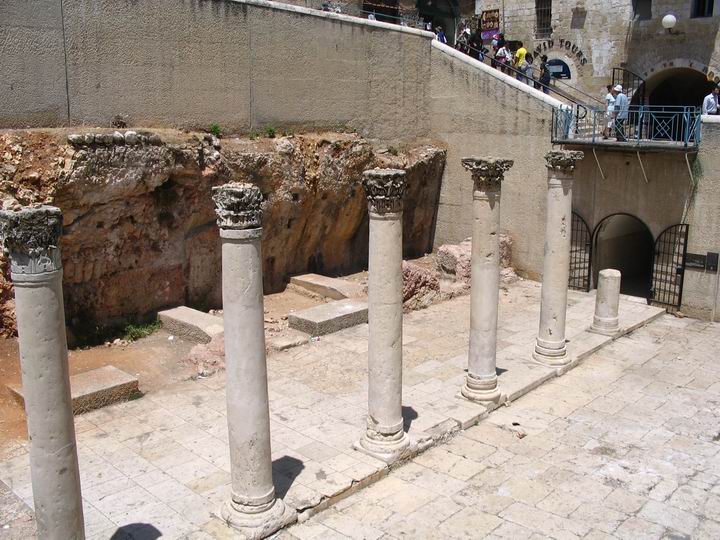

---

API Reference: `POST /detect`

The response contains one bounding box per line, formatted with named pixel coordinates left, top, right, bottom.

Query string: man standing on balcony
left=603, top=85, right=615, bottom=139
left=702, top=86, right=719, bottom=115
left=613, top=85, right=629, bottom=142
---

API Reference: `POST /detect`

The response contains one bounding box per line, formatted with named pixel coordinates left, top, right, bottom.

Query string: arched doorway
left=417, top=0, right=460, bottom=45
left=592, top=214, right=654, bottom=298
left=638, top=67, right=715, bottom=108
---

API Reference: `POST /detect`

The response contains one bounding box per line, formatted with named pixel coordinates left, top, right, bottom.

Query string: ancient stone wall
left=0, top=130, right=445, bottom=336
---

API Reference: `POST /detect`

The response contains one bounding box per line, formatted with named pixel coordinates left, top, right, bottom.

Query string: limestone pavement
left=287, top=313, right=720, bottom=539
left=0, top=280, right=696, bottom=539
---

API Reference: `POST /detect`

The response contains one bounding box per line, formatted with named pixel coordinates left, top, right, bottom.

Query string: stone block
left=289, top=274, right=365, bottom=300
left=158, top=306, right=224, bottom=344
left=436, top=233, right=513, bottom=285
left=288, top=299, right=368, bottom=336
left=268, top=330, right=310, bottom=351
left=7, top=365, right=140, bottom=415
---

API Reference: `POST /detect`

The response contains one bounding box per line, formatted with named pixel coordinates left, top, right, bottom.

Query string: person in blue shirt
left=435, top=26, right=447, bottom=44
left=612, top=85, right=629, bottom=142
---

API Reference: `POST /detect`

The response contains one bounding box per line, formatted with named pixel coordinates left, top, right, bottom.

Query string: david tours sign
left=480, top=9, right=500, bottom=40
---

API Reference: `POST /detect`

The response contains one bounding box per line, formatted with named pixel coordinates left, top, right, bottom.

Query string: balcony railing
left=551, top=105, right=702, bottom=149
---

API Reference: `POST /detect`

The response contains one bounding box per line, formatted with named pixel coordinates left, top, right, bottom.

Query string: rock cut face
left=0, top=130, right=446, bottom=336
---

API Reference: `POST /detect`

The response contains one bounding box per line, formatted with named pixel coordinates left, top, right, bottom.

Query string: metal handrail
left=455, top=42, right=592, bottom=116
left=551, top=105, right=702, bottom=148
left=452, top=40, right=604, bottom=106
left=612, top=67, right=646, bottom=105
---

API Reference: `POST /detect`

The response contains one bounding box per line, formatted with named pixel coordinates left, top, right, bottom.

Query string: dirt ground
left=0, top=288, right=323, bottom=448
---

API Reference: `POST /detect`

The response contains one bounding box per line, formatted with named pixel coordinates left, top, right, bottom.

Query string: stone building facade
left=476, top=0, right=720, bottom=103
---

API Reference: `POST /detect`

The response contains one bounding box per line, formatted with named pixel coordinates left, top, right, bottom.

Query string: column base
left=532, top=341, right=569, bottom=367
left=589, top=318, right=620, bottom=337
left=220, top=497, right=293, bottom=539
left=461, top=373, right=503, bottom=403
left=354, top=429, right=411, bottom=464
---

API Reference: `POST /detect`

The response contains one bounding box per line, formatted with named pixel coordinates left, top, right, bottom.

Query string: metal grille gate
left=569, top=211, right=592, bottom=292
left=650, top=224, right=689, bottom=310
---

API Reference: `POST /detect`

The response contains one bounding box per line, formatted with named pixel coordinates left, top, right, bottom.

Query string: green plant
left=123, top=320, right=161, bottom=341
left=209, top=123, right=222, bottom=137
left=264, top=126, right=276, bottom=139
left=249, top=130, right=259, bottom=140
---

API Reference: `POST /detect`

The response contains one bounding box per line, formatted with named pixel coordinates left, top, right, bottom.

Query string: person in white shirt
left=603, top=84, right=616, bottom=139
left=703, top=86, right=719, bottom=115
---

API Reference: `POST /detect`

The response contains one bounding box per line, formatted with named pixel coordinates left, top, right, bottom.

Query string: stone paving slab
left=289, top=273, right=366, bottom=300
left=158, top=306, right=224, bottom=344
left=288, top=298, right=368, bottom=336
left=7, top=365, right=140, bottom=415
left=0, top=280, right=666, bottom=538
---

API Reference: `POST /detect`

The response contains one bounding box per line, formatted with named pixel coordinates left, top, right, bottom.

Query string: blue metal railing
left=551, top=105, right=702, bottom=148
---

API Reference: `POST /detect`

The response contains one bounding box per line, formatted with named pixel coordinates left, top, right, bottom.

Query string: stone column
left=460, top=157, right=514, bottom=403
left=533, top=150, right=585, bottom=366
left=0, top=206, right=84, bottom=540
left=590, top=269, right=621, bottom=335
left=212, top=184, right=288, bottom=538
left=356, top=169, right=410, bottom=462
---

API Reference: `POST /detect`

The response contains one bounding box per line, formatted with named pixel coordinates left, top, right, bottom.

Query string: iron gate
left=569, top=211, right=592, bottom=292
left=650, top=224, right=689, bottom=309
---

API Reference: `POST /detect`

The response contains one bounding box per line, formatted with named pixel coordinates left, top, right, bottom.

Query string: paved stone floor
left=0, top=279, right=706, bottom=539
left=285, top=314, right=720, bottom=540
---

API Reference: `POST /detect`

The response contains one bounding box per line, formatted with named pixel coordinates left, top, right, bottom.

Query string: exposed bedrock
left=0, top=130, right=445, bottom=336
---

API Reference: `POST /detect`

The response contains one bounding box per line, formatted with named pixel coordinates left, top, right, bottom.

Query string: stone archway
left=592, top=213, right=654, bottom=299
left=633, top=60, right=717, bottom=106
left=638, top=66, right=716, bottom=108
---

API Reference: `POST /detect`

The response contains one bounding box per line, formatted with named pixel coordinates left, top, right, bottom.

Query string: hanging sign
left=480, top=9, right=500, bottom=40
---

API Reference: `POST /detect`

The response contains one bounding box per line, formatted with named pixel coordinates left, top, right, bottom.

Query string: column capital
left=0, top=205, right=63, bottom=275
left=212, top=182, right=263, bottom=230
left=461, top=157, right=514, bottom=189
left=544, top=150, right=584, bottom=173
left=362, top=168, right=407, bottom=214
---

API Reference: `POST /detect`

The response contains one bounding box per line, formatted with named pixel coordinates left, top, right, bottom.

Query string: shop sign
left=534, top=38, right=588, bottom=66
left=480, top=9, right=500, bottom=40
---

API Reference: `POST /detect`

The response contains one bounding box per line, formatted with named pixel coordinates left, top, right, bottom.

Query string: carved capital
left=362, top=169, right=407, bottom=214
left=0, top=205, right=63, bottom=275
left=544, top=150, right=584, bottom=174
left=461, top=157, right=514, bottom=190
left=212, top=182, right=263, bottom=230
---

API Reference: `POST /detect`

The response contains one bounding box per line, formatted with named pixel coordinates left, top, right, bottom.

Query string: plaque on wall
left=685, top=253, right=707, bottom=269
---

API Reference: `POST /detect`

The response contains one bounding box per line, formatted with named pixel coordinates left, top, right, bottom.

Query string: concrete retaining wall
left=0, top=0, right=69, bottom=127
left=2, top=0, right=433, bottom=140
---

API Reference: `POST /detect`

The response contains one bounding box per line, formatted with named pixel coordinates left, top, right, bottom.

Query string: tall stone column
left=0, top=206, right=84, bottom=540
left=212, top=184, right=289, bottom=538
left=356, top=169, right=410, bottom=462
left=533, top=150, right=584, bottom=366
left=460, top=157, right=514, bottom=403
left=590, top=269, right=621, bottom=335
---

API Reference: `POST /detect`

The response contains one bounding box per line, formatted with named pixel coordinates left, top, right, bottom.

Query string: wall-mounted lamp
left=662, top=13, right=679, bottom=35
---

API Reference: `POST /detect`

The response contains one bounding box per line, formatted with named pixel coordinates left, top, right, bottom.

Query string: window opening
left=692, top=0, right=713, bottom=18
left=632, top=0, right=652, bottom=21
left=535, top=0, right=552, bottom=38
